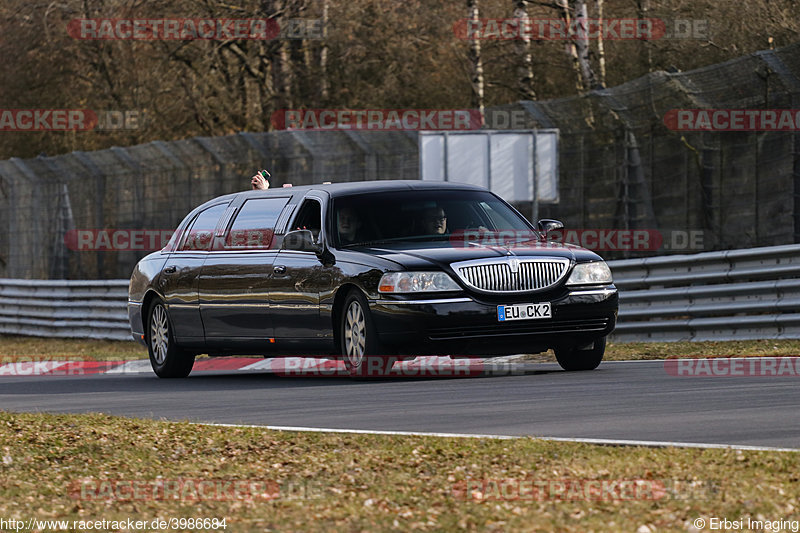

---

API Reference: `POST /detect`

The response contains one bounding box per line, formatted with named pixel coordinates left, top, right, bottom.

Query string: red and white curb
left=0, top=356, right=526, bottom=377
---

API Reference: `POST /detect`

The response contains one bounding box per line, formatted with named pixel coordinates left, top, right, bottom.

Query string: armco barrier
left=2, top=243, right=800, bottom=343
left=608, top=244, right=800, bottom=342
left=0, top=279, right=130, bottom=341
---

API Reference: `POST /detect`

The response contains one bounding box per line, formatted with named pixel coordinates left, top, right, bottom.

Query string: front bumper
left=370, top=286, right=618, bottom=355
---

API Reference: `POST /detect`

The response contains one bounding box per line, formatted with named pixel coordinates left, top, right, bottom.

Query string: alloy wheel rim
left=344, top=301, right=366, bottom=367
left=150, top=305, right=169, bottom=365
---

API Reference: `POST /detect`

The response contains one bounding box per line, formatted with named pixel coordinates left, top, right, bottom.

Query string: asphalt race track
left=1, top=360, right=798, bottom=450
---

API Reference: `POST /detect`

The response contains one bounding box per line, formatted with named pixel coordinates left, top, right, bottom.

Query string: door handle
left=273, top=265, right=287, bottom=274
left=164, top=265, right=177, bottom=274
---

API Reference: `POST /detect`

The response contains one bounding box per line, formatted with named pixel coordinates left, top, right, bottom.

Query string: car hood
left=348, top=240, right=602, bottom=271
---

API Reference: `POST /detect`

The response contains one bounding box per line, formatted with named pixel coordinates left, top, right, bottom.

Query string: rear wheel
left=554, top=336, right=606, bottom=371
left=147, top=299, right=195, bottom=378
left=340, top=290, right=396, bottom=377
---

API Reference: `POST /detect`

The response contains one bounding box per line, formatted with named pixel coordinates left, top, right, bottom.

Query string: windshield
left=332, top=189, right=539, bottom=248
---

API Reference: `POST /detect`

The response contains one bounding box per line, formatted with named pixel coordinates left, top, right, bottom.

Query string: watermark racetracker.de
left=67, top=18, right=324, bottom=40
left=0, top=109, right=144, bottom=132
left=449, top=229, right=705, bottom=252
left=266, top=357, right=516, bottom=378
left=0, top=356, right=123, bottom=376
left=452, top=477, right=718, bottom=501
left=453, top=18, right=710, bottom=40
left=272, top=108, right=541, bottom=130
left=69, top=477, right=322, bottom=501
left=64, top=228, right=275, bottom=251
left=664, top=109, right=800, bottom=131
left=665, top=357, right=800, bottom=377
left=271, top=109, right=483, bottom=131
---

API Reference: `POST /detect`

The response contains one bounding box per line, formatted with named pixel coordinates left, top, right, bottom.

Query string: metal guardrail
left=0, top=279, right=130, bottom=341
left=608, top=244, right=800, bottom=342
left=2, top=243, right=800, bottom=343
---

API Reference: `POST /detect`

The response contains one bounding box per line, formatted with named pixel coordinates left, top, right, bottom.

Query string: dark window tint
left=225, top=197, right=290, bottom=249
left=332, top=190, right=534, bottom=247
left=180, top=203, right=228, bottom=251
left=291, top=199, right=322, bottom=238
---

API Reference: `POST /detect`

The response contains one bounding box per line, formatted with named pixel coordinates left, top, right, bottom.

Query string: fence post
left=9, top=158, right=43, bottom=277
left=73, top=151, right=109, bottom=277
left=756, top=50, right=800, bottom=245
left=109, top=146, right=145, bottom=235
left=290, top=131, right=320, bottom=184
left=344, top=131, right=377, bottom=181
left=193, top=137, right=228, bottom=198
left=50, top=184, right=74, bottom=279
left=0, top=164, right=13, bottom=277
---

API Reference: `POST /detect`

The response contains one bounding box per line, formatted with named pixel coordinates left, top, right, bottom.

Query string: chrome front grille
left=452, top=257, right=570, bottom=293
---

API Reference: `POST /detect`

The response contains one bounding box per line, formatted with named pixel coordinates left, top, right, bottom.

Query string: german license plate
left=497, top=302, right=551, bottom=322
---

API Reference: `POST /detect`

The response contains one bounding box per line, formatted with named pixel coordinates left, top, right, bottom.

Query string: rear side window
left=179, top=203, right=228, bottom=251
left=224, top=197, right=290, bottom=249
left=291, top=199, right=322, bottom=235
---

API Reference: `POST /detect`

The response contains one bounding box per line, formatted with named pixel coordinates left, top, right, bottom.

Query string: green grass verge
left=604, top=339, right=800, bottom=361
left=0, top=412, right=797, bottom=532
left=0, top=335, right=147, bottom=361
left=2, top=335, right=799, bottom=364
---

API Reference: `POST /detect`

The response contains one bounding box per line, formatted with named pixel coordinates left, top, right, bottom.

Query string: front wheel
left=554, top=336, right=606, bottom=371
left=147, top=299, right=195, bottom=378
left=340, top=290, right=396, bottom=378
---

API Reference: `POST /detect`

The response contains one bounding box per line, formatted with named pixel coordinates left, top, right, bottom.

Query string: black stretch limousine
left=128, top=180, right=618, bottom=377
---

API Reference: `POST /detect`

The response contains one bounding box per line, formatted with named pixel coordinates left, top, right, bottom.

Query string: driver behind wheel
left=421, top=206, right=448, bottom=235
left=337, top=206, right=364, bottom=245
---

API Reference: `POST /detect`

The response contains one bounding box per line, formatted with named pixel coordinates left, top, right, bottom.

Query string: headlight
left=378, top=272, right=460, bottom=293
left=566, top=261, right=613, bottom=285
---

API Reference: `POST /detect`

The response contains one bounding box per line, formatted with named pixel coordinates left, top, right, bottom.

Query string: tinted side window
left=224, top=197, right=290, bottom=249
left=180, top=203, right=228, bottom=251
left=291, top=199, right=322, bottom=238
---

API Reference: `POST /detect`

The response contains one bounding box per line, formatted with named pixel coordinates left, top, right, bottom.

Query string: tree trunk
left=468, top=0, right=485, bottom=117
left=636, top=0, right=653, bottom=72
left=557, top=0, right=584, bottom=93
left=320, top=0, right=330, bottom=101
left=573, top=0, right=598, bottom=90
left=288, top=1, right=312, bottom=111
left=513, top=0, right=536, bottom=100
left=260, top=0, right=291, bottom=116
left=595, top=0, right=606, bottom=87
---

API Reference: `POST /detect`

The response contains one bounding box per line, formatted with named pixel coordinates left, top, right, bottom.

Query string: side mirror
left=282, top=229, right=323, bottom=253
left=537, top=219, right=564, bottom=233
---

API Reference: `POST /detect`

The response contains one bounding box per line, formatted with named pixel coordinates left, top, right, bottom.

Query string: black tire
left=146, top=299, right=195, bottom=378
left=339, top=290, right=396, bottom=378
left=554, top=336, right=606, bottom=371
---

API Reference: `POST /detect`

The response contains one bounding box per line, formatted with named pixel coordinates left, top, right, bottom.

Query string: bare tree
left=637, top=0, right=653, bottom=72
left=595, top=0, right=606, bottom=87
left=3, top=0, right=800, bottom=160
left=468, top=0, right=485, bottom=116
left=319, top=0, right=330, bottom=101
left=556, top=0, right=597, bottom=92
left=574, top=0, right=598, bottom=89
left=513, top=0, right=536, bottom=99
left=555, top=0, right=584, bottom=92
